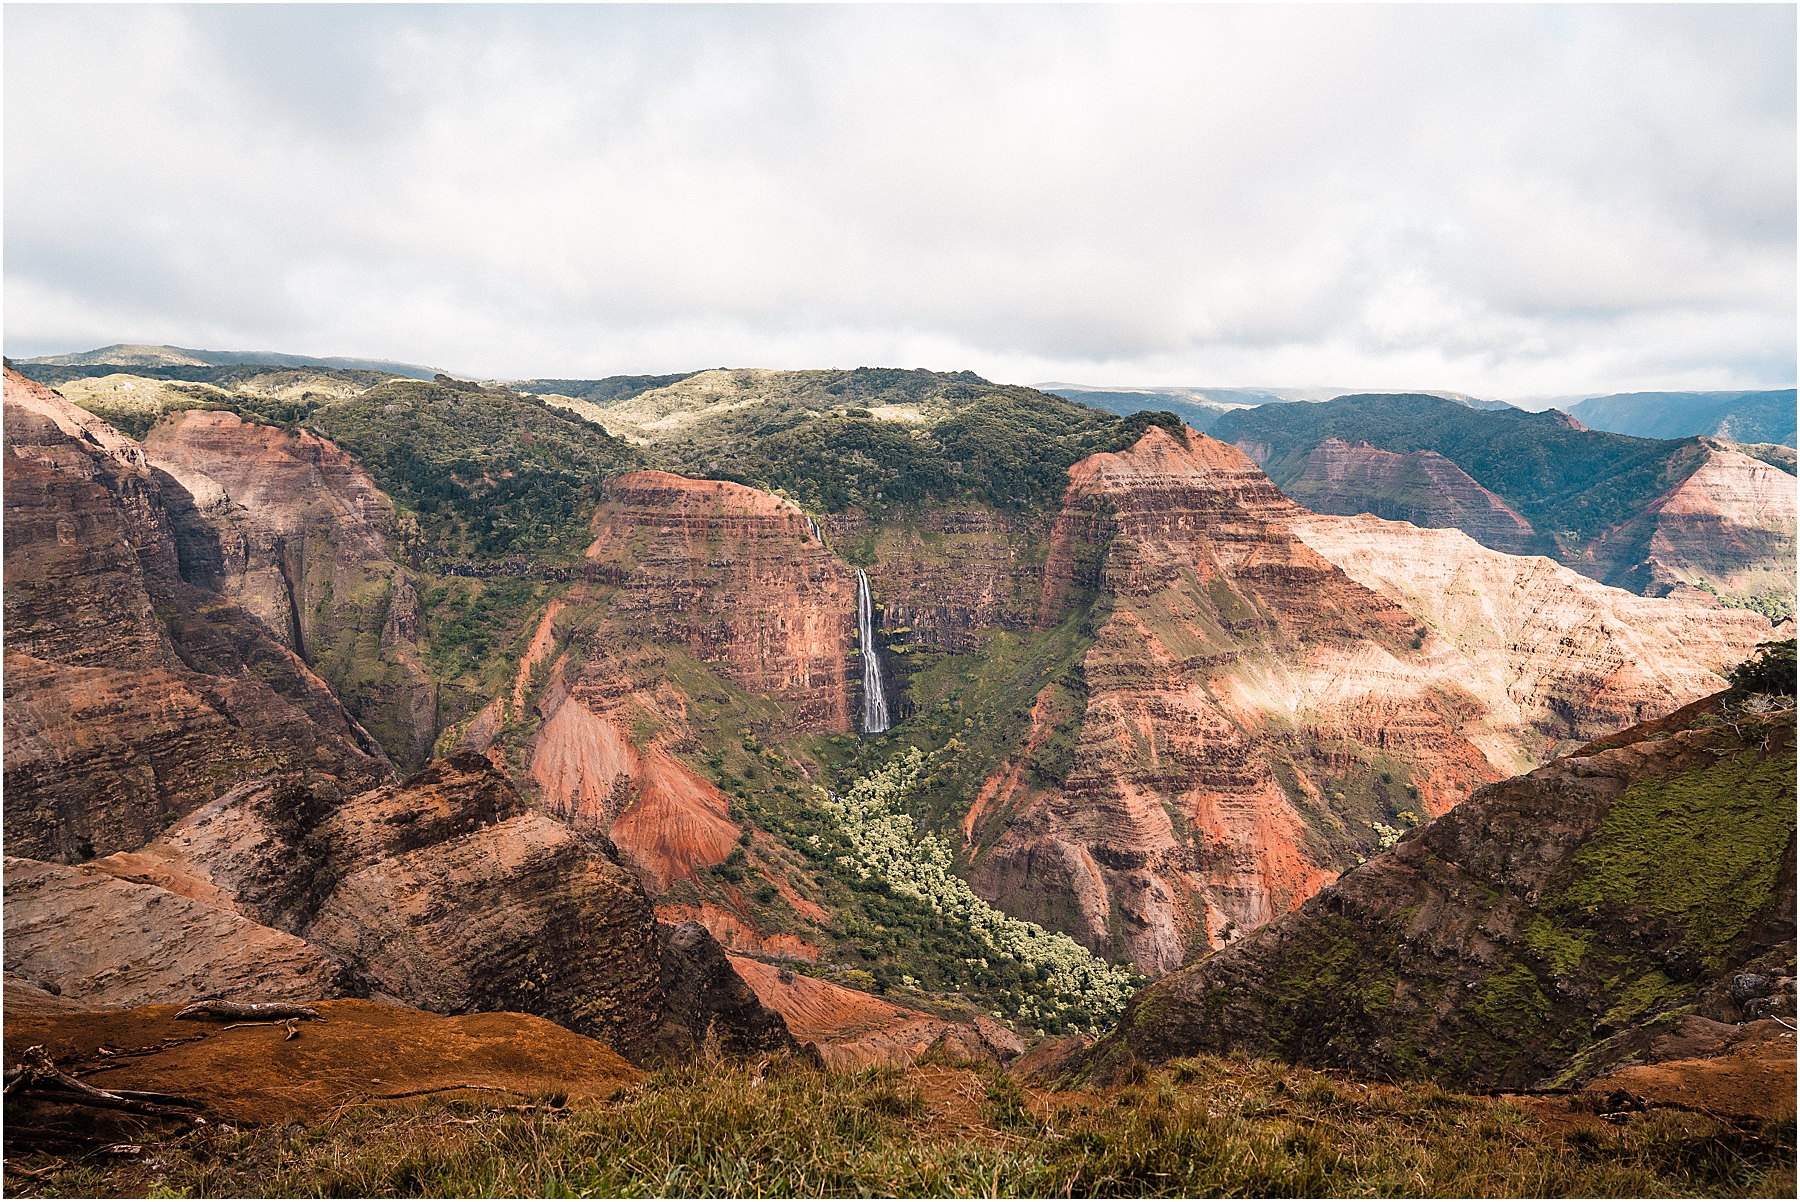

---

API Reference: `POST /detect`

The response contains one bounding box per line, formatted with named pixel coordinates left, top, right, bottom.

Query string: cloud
left=4, top=4, right=1793, bottom=396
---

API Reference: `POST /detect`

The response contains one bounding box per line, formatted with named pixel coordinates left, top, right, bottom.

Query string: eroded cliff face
left=1585, top=441, right=1796, bottom=609
left=84, top=752, right=792, bottom=1064
left=1276, top=438, right=1540, bottom=556
left=453, top=472, right=858, bottom=894
left=1080, top=698, right=1795, bottom=1090
left=964, top=427, right=1776, bottom=977
left=823, top=508, right=1050, bottom=656
left=2, top=369, right=393, bottom=861
left=141, top=410, right=438, bottom=768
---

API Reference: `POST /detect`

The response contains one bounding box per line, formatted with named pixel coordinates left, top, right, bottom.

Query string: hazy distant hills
left=1567, top=389, right=1796, bottom=447
left=14, top=342, right=443, bottom=380
left=1040, top=383, right=1513, bottom=430
left=1209, top=393, right=1795, bottom=616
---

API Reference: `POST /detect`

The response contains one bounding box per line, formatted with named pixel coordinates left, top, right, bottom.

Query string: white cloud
left=4, top=4, right=1793, bottom=397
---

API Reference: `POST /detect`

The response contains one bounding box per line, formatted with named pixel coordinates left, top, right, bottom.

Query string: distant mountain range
left=13, top=342, right=444, bottom=380
left=1039, top=383, right=1514, bottom=427
left=1209, top=393, right=1795, bottom=617
left=1566, top=389, right=1796, bottom=447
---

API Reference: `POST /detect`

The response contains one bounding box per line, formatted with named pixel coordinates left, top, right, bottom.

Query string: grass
left=7, top=1057, right=1791, bottom=1198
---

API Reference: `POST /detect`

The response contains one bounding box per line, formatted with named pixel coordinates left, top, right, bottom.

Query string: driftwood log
left=3, top=1046, right=206, bottom=1122
left=174, top=1000, right=322, bottom=1022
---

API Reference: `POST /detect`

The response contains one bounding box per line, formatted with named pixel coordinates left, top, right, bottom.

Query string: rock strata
left=142, top=409, right=438, bottom=767
left=1280, top=438, right=1540, bottom=555
left=1078, top=697, right=1795, bottom=1089
left=3, top=368, right=392, bottom=861
left=92, top=752, right=791, bottom=1064
left=967, top=427, right=1776, bottom=975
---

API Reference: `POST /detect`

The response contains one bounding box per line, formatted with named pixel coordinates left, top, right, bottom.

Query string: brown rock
left=141, top=410, right=439, bottom=767
left=3, top=368, right=392, bottom=861
left=1280, top=438, right=1541, bottom=555
left=5, top=998, right=641, bottom=1127
left=104, top=752, right=792, bottom=1065
left=2, top=856, right=349, bottom=1009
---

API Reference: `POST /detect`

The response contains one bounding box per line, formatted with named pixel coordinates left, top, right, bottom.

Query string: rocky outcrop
left=141, top=409, right=438, bottom=768
left=653, top=923, right=799, bottom=1060
left=966, top=427, right=1776, bottom=976
left=1279, top=439, right=1540, bottom=556
left=3, top=368, right=392, bottom=861
left=1079, top=698, right=1795, bottom=1089
left=2, top=856, right=351, bottom=1009
left=729, top=956, right=1024, bottom=1069
left=1585, top=440, right=1796, bottom=610
left=585, top=471, right=856, bottom=731
left=86, top=751, right=791, bottom=1065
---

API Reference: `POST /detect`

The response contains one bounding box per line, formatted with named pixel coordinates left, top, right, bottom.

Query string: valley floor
left=5, top=1051, right=1791, bottom=1198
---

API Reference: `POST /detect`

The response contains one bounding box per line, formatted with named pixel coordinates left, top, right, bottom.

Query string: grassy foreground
left=6, top=1056, right=1791, bottom=1198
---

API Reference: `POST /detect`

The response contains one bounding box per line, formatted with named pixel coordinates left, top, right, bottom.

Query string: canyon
left=4, top=361, right=1791, bottom=1073
left=1080, top=693, right=1795, bottom=1091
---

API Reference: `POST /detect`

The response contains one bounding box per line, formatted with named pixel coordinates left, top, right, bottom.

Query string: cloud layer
left=5, top=4, right=1793, bottom=395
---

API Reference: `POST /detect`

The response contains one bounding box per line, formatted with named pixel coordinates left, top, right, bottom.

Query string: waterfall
left=856, top=569, right=890, bottom=734
left=807, top=517, right=821, bottom=543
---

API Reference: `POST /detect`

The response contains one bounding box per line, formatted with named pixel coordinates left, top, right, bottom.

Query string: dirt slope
left=4, top=999, right=639, bottom=1126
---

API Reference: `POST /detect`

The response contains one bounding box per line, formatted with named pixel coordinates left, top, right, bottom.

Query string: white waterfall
left=856, top=569, right=890, bottom=734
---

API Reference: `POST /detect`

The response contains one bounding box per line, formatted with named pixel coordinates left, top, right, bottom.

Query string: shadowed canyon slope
left=1278, top=439, right=1539, bottom=555
left=1079, top=695, right=1796, bottom=1090
left=141, top=409, right=438, bottom=767
left=2, top=368, right=393, bottom=861
left=959, top=427, right=1773, bottom=975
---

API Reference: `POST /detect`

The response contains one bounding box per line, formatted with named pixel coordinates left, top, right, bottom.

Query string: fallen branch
left=366, top=1083, right=535, bottom=1102
left=5, top=1047, right=206, bottom=1123
left=175, top=1000, right=321, bottom=1022
left=217, top=1018, right=305, bottom=1039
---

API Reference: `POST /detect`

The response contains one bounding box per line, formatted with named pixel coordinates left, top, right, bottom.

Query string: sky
left=5, top=3, right=1795, bottom=399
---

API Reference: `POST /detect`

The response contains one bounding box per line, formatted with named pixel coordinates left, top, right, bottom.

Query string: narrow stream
left=856, top=568, right=890, bottom=734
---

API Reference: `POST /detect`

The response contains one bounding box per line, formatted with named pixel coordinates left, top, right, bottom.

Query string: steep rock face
left=585, top=471, right=856, bottom=730
left=1585, top=441, right=1796, bottom=609
left=108, top=755, right=661, bottom=1053
left=2, top=856, right=352, bottom=1009
left=141, top=410, right=438, bottom=767
left=1287, top=512, right=1776, bottom=764
left=481, top=473, right=860, bottom=892
left=966, top=427, right=1776, bottom=977
left=823, top=508, right=1050, bottom=656
left=3, top=369, right=392, bottom=861
left=1081, top=701, right=1795, bottom=1090
left=1277, top=439, right=1539, bottom=556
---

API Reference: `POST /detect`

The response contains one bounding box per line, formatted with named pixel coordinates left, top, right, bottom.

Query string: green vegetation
left=307, top=380, right=642, bottom=559
left=11, top=1058, right=1788, bottom=1198
left=1729, top=638, right=1797, bottom=696
left=1555, top=744, right=1796, bottom=971
left=659, top=382, right=1182, bottom=516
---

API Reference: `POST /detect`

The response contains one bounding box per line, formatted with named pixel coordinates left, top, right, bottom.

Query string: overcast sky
left=5, top=3, right=1794, bottom=398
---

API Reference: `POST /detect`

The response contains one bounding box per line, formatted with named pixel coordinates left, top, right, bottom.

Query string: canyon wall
left=141, top=409, right=438, bottom=768
left=962, top=427, right=1776, bottom=976
left=1277, top=438, right=1540, bottom=556
left=2, top=368, right=393, bottom=862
